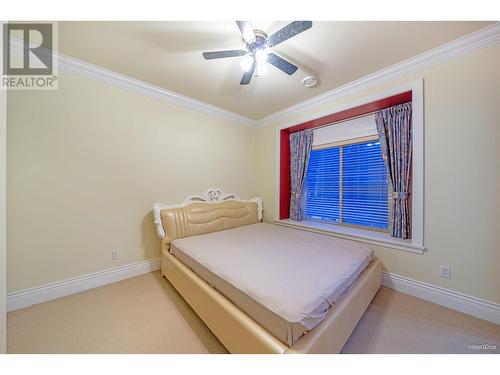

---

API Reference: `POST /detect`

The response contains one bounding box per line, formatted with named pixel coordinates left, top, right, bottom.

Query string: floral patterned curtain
left=289, top=129, right=314, bottom=221
left=375, top=102, right=412, bottom=239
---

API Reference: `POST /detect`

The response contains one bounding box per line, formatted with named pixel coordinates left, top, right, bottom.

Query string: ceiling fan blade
left=240, top=60, right=256, bottom=85
left=203, top=50, right=247, bottom=59
left=267, top=53, right=298, bottom=75
left=236, top=21, right=256, bottom=44
left=266, top=21, right=312, bottom=47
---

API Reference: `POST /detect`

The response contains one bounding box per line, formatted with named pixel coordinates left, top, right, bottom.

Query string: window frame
left=275, top=80, right=425, bottom=254
left=304, top=135, right=390, bottom=233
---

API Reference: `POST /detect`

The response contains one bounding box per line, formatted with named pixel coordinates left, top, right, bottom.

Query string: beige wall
left=7, top=71, right=257, bottom=292
left=255, top=44, right=500, bottom=303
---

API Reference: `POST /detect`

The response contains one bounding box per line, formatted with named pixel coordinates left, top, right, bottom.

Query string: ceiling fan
left=202, top=21, right=312, bottom=85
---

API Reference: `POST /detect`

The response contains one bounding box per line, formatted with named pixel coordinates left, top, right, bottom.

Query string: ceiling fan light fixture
left=255, top=48, right=269, bottom=64
left=255, top=61, right=268, bottom=76
left=240, top=55, right=254, bottom=72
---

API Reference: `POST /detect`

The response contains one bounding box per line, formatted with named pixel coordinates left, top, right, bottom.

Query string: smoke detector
left=302, top=76, right=319, bottom=88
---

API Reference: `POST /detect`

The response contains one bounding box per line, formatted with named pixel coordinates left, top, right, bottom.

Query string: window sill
left=274, top=219, right=425, bottom=254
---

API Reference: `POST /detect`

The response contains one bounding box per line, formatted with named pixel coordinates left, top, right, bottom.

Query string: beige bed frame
left=154, top=189, right=381, bottom=354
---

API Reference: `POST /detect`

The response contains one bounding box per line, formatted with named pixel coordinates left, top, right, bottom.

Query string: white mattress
left=170, top=223, right=374, bottom=345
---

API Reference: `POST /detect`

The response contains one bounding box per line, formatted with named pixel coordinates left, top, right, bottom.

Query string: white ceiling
left=59, top=21, right=493, bottom=120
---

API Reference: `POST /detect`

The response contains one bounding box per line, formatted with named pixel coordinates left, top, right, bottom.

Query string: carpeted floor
left=7, top=271, right=500, bottom=354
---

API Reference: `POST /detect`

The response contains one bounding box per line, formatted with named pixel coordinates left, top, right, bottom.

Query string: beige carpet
left=7, top=271, right=500, bottom=354
left=341, top=287, right=500, bottom=354
left=7, top=271, right=227, bottom=354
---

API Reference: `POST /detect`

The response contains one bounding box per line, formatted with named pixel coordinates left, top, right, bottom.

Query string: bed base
left=161, top=249, right=381, bottom=354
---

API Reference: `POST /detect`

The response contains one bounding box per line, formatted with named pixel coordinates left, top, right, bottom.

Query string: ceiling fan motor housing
left=247, top=29, right=268, bottom=54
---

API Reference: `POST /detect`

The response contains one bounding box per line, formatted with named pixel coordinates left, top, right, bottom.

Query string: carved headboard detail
left=153, top=188, right=263, bottom=240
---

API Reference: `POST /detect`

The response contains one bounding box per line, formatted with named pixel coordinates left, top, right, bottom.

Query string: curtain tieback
left=291, top=190, right=302, bottom=199
left=392, top=191, right=410, bottom=200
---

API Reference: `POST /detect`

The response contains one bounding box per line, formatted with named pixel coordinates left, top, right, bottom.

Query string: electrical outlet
left=439, top=265, right=451, bottom=279
left=111, top=249, right=119, bottom=260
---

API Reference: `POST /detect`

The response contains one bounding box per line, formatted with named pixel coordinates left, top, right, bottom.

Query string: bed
left=153, top=188, right=381, bottom=353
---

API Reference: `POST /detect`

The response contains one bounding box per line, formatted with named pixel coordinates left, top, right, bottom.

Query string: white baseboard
left=382, top=272, right=500, bottom=325
left=7, top=258, right=160, bottom=312
left=7, top=260, right=499, bottom=326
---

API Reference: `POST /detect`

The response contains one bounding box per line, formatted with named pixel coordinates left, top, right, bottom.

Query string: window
left=303, top=138, right=389, bottom=231
left=277, top=83, right=424, bottom=252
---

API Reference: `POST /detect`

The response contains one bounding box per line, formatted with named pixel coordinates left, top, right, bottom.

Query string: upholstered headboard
left=153, top=188, right=263, bottom=246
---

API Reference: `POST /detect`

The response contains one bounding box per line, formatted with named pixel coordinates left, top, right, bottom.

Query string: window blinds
left=342, top=141, right=388, bottom=229
left=303, top=139, right=388, bottom=230
left=312, top=114, right=377, bottom=147
left=304, top=147, right=341, bottom=223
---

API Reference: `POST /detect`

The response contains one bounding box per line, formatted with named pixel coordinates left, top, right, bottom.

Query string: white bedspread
left=171, top=222, right=373, bottom=345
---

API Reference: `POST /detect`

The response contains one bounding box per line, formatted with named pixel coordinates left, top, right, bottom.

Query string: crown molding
left=7, top=23, right=499, bottom=128
left=57, top=53, right=259, bottom=127
left=8, top=37, right=258, bottom=127
left=256, top=22, right=500, bottom=127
